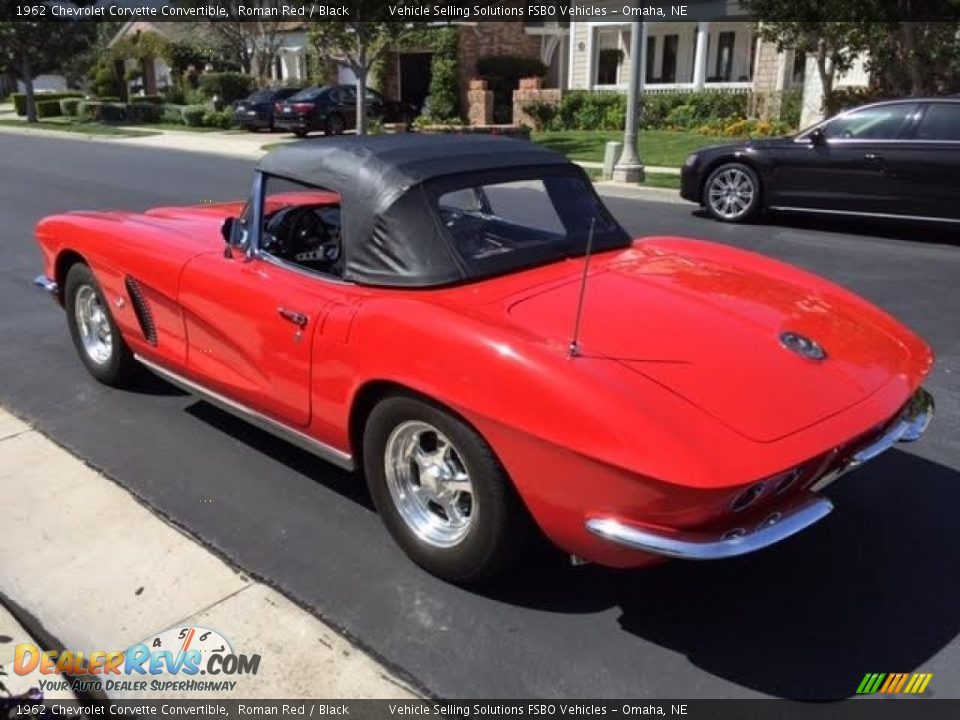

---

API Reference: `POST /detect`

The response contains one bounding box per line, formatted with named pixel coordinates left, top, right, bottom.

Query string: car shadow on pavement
left=183, top=400, right=370, bottom=507
left=693, top=209, right=960, bottom=247
left=484, top=449, right=960, bottom=700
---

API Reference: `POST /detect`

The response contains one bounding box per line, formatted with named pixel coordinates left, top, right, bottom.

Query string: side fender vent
left=124, top=276, right=157, bottom=346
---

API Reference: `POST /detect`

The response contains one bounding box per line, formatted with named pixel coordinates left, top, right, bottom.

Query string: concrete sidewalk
left=0, top=408, right=420, bottom=700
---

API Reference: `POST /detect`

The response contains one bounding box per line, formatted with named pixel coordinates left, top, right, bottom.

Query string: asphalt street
left=1, top=134, right=958, bottom=699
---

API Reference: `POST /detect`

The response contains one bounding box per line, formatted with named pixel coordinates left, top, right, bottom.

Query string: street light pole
left=613, top=20, right=645, bottom=183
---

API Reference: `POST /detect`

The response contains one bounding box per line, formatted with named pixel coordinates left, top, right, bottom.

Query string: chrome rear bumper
left=587, top=495, right=834, bottom=560
left=587, top=387, right=934, bottom=561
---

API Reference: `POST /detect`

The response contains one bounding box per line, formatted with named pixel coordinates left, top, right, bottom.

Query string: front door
left=769, top=102, right=918, bottom=214
left=178, top=251, right=333, bottom=428
left=398, top=52, right=432, bottom=113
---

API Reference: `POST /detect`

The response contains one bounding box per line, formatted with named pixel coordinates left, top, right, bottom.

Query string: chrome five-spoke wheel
left=705, top=163, right=760, bottom=223
left=384, top=421, right=475, bottom=547
left=74, top=284, right=113, bottom=365
left=364, top=394, right=531, bottom=582
left=64, top=263, right=139, bottom=387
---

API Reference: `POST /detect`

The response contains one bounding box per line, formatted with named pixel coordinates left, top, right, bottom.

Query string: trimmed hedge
left=127, top=102, right=163, bottom=123
left=198, top=72, right=255, bottom=104
left=161, top=103, right=187, bottom=124
left=181, top=105, right=207, bottom=127
left=12, top=91, right=83, bottom=116
left=60, top=98, right=81, bottom=116
left=36, top=100, right=63, bottom=119
left=639, top=91, right=748, bottom=129
left=129, top=94, right=164, bottom=105
left=78, top=101, right=127, bottom=123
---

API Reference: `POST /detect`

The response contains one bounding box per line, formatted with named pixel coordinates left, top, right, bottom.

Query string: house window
left=645, top=35, right=657, bottom=83
left=749, top=34, right=759, bottom=80
left=715, top=31, right=735, bottom=82
left=273, top=56, right=283, bottom=81
left=791, top=51, right=806, bottom=85
left=662, top=35, right=679, bottom=83
left=594, top=28, right=623, bottom=86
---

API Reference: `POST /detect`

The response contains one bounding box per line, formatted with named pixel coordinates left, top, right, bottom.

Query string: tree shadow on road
left=482, top=449, right=960, bottom=699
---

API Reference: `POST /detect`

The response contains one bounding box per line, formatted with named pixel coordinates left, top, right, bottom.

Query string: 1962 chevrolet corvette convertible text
left=33, top=135, right=935, bottom=583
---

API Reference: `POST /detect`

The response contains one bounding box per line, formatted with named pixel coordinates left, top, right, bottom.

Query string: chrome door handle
left=277, top=307, right=308, bottom=327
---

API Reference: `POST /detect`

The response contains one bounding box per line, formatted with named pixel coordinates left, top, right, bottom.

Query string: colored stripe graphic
left=856, top=672, right=932, bottom=694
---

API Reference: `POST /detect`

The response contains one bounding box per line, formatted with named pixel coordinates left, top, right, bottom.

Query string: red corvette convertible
left=34, top=135, right=934, bottom=582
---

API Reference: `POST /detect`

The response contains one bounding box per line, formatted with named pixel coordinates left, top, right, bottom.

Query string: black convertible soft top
left=256, top=134, right=623, bottom=287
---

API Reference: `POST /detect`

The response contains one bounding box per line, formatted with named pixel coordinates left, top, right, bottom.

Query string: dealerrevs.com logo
left=14, top=626, right=260, bottom=693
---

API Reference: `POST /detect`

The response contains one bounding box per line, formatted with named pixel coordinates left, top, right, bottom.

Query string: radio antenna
left=569, top=216, right=596, bottom=358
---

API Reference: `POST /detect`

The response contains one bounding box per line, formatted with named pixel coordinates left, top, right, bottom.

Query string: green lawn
left=0, top=119, right=158, bottom=137
left=532, top=130, right=721, bottom=167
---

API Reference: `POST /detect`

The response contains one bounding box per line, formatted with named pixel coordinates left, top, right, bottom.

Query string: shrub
left=824, top=86, right=889, bottom=116
left=161, top=103, right=187, bottom=124
left=639, top=90, right=748, bottom=130
left=127, top=102, right=163, bottom=123
left=522, top=100, right=557, bottom=130
left=553, top=91, right=625, bottom=131
left=12, top=91, right=83, bottom=116
left=96, top=96, right=121, bottom=102
left=89, top=62, right=125, bottom=101
left=418, top=27, right=461, bottom=124
left=160, top=85, right=187, bottom=104
left=35, top=100, right=63, bottom=119
left=201, top=109, right=235, bottom=129
left=77, top=101, right=127, bottom=123
left=132, top=94, right=164, bottom=105
left=477, top=55, right=548, bottom=124
left=60, top=98, right=81, bottom=116
left=181, top=105, right=207, bottom=127
left=780, top=88, right=802, bottom=129
left=198, top=72, right=255, bottom=104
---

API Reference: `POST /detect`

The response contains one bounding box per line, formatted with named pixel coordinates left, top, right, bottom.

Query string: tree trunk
left=900, top=23, right=925, bottom=96
left=355, top=41, right=368, bottom=136
left=815, top=40, right=835, bottom=116
left=21, top=56, right=37, bottom=123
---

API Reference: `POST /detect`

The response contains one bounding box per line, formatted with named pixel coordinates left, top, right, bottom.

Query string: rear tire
left=703, top=162, right=761, bottom=223
left=293, top=129, right=308, bottom=138
left=363, top=394, right=531, bottom=584
left=64, top=263, right=139, bottom=387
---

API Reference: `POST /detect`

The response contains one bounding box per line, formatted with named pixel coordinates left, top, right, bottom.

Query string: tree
left=175, top=1, right=287, bottom=82
left=0, top=9, right=96, bottom=122
left=308, top=1, right=431, bottom=135
left=743, top=1, right=868, bottom=114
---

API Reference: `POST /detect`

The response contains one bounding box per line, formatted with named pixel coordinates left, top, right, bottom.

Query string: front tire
left=363, top=394, right=530, bottom=583
left=703, top=162, right=761, bottom=223
left=324, top=113, right=345, bottom=136
left=64, top=263, right=138, bottom=387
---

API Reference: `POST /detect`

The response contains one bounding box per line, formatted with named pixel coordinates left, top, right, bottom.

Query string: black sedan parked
left=274, top=85, right=413, bottom=137
left=681, top=98, right=960, bottom=224
left=233, top=87, right=303, bottom=132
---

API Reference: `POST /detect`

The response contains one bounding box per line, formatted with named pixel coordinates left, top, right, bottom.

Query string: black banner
left=3, top=700, right=960, bottom=720
left=2, top=1, right=960, bottom=23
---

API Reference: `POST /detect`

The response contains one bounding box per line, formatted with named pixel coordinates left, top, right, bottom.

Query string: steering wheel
left=263, top=206, right=341, bottom=271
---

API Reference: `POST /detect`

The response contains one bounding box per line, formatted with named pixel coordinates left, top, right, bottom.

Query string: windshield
left=248, top=90, right=276, bottom=102
left=428, top=170, right=630, bottom=279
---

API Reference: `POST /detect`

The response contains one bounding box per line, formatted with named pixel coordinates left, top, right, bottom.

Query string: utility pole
left=612, top=20, right=645, bottom=183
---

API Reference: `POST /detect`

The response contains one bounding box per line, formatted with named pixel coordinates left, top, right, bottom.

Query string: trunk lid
left=506, top=248, right=910, bottom=442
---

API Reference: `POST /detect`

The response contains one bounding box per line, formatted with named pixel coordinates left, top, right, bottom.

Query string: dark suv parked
left=233, top=87, right=303, bottom=132
left=273, top=85, right=413, bottom=137
left=681, top=98, right=960, bottom=224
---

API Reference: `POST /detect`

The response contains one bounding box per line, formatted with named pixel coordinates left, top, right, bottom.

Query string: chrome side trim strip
left=134, top=354, right=354, bottom=471
left=768, top=206, right=960, bottom=224
left=33, top=274, right=58, bottom=296
left=586, top=495, right=834, bottom=560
